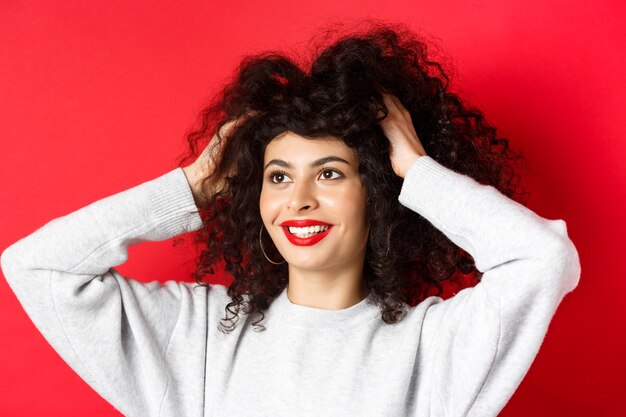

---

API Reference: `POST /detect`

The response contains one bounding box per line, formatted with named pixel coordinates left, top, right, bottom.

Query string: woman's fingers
left=206, top=111, right=259, bottom=166
left=185, top=111, right=259, bottom=204
left=216, top=113, right=253, bottom=140
left=377, top=92, right=427, bottom=178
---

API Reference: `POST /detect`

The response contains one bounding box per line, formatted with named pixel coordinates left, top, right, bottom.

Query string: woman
left=1, top=22, right=581, bottom=417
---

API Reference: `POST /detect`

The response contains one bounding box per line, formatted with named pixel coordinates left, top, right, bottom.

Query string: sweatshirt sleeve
left=0, top=167, right=208, bottom=417
left=398, top=156, right=581, bottom=417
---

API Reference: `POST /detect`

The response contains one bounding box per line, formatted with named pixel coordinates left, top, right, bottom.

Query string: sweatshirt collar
left=268, top=286, right=381, bottom=330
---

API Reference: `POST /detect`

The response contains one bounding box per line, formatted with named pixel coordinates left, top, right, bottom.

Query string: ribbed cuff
left=147, top=168, right=204, bottom=239
left=398, top=155, right=461, bottom=216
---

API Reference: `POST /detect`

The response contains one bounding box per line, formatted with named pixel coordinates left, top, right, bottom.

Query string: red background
left=1, top=1, right=624, bottom=415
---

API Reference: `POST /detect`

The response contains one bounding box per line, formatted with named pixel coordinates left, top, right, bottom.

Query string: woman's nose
left=287, top=181, right=318, bottom=213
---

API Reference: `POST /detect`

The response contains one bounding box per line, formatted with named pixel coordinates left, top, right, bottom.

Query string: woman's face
left=260, top=132, right=370, bottom=272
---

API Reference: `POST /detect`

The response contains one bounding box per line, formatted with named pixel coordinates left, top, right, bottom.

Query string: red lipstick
left=280, top=219, right=333, bottom=246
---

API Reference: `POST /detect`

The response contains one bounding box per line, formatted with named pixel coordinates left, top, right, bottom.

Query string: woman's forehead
left=264, top=132, right=356, bottom=163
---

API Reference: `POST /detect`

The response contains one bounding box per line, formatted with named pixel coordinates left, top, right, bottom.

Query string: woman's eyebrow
left=263, top=156, right=351, bottom=171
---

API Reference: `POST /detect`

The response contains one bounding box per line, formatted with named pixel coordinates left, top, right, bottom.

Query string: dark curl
left=175, top=20, right=529, bottom=334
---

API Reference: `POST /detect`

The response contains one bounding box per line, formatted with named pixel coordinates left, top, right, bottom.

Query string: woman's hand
left=183, top=113, right=255, bottom=207
left=377, top=93, right=427, bottom=179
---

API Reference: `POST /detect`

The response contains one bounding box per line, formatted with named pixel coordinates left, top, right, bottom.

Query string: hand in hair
left=377, top=93, right=427, bottom=178
left=183, top=112, right=255, bottom=207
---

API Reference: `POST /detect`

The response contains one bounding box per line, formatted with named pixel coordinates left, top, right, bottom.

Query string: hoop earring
left=259, top=225, right=286, bottom=265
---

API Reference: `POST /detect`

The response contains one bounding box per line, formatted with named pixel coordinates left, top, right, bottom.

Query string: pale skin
left=183, top=93, right=427, bottom=310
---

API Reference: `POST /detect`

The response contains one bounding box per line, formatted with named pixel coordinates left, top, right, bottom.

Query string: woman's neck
left=286, top=263, right=369, bottom=310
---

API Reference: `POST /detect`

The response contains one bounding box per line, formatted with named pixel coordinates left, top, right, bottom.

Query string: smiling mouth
left=281, top=225, right=333, bottom=246
left=284, top=225, right=331, bottom=238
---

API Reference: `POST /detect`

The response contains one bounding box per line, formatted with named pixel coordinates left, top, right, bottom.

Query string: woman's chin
left=282, top=256, right=334, bottom=272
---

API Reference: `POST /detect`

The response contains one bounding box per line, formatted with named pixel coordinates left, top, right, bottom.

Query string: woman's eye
left=270, top=172, right=291, bottom=183
left=319, top=169, right=343, bottom=180
left=268, top=168, right=342, bottom=184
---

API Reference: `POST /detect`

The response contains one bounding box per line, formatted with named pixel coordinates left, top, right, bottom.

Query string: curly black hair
left=175, top=19, right=529, bottom=334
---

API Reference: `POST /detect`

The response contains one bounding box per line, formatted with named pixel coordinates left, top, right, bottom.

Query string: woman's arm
left=378, top=92, right=580, bottom=415
left=0, top=115, right=250, bottom=415
left=0, top=167, right=208, bottom=416
left=398, top=155, right=581, bottom=417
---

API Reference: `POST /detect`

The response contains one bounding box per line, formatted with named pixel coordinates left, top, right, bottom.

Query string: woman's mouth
left=282, top=225, right=333, bottom=246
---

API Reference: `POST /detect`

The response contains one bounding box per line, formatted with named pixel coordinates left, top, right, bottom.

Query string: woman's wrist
left=182, top=165, right=210, bottom=208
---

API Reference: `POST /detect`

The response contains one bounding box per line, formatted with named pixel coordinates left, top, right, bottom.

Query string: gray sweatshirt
left=0, top=155, right=581, bottom=417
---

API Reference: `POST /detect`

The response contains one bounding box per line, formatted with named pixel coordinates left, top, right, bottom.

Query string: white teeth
left=287, top=225, right=329, bottom=238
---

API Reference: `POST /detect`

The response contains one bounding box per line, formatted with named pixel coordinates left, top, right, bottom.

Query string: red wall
left=1, top=1, right=624, bottom=415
